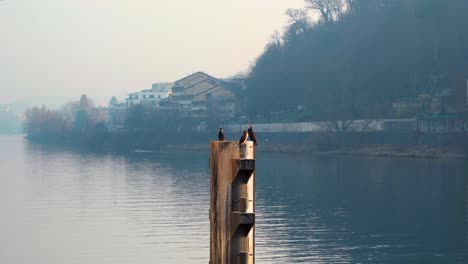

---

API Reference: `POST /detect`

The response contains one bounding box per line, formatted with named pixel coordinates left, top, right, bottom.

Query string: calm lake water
left=1, top=135, right=467, bottom=264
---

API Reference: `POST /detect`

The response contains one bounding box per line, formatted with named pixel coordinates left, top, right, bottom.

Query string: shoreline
left=23, top=132, right=468, bottom=159
left=325, top=145, right=467, bottom=159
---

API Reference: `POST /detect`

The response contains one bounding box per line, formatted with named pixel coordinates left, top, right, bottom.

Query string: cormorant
left=218, top=128, right=225, bottom=141
left=247, top=125, right=257, bottom=146
left=237, top=130, right=248, bottom=146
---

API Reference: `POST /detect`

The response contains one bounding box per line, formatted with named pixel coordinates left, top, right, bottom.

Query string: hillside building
left=168, top=72, right=242, bottom=119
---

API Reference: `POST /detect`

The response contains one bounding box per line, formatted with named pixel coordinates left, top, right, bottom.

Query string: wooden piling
left=210, top=141, right=255, bottom=264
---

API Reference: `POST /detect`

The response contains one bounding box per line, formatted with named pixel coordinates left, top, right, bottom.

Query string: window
left=149, top=95, right=155, bottom=99
left=143, top=95, right=147, bottom=99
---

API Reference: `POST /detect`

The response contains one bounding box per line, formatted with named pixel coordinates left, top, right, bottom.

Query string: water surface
left=1, top=136, right=467, bottom=263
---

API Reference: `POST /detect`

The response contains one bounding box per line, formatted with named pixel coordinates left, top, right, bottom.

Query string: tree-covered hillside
left=247, top=0, right=468, bottom=121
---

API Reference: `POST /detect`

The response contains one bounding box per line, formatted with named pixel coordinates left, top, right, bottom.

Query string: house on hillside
left=169, top=72, right=243, bottom=119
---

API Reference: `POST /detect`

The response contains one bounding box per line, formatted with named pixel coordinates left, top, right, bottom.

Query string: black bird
left=237, top=130, right=248, bottom=146
left=247, top=125, right=257, bottom=146
left=218, top=128, right=225, bottom=141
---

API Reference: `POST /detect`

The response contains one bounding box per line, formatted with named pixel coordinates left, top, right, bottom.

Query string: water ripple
left=1, top=136, right=467, bottom=264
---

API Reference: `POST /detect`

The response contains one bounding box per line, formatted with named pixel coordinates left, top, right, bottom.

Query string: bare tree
left=285, top=8, right=310, bottom=31
left=269, top=30, right=283, bottom=48
left=304, top=0, right=344, bottom=24
left=109, top=96, right=119, bottom=107
left=60, top=101, right=80, bottom=121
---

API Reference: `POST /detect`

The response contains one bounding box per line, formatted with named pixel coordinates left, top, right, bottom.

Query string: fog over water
left=3, top=1, right=468, bottom=262
left=1, top=135, right=467, bottom=263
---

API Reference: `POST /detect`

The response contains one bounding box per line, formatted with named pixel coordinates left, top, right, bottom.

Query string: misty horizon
left=1, top=0, right=304, bottom=107
left=2, top=1, right=468, bottom=263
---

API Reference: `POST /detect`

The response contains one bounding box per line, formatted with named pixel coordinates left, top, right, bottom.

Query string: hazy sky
left=1, top=0, right=304, bottom=106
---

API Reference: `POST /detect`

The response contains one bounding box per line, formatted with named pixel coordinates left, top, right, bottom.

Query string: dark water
left=1, top=135, right=467, bottom=263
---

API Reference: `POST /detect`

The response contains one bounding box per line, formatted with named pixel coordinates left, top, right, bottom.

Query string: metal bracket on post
left=210, top=141, right=255, bottom=264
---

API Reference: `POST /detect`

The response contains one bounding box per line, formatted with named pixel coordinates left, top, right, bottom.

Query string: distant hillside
left=247, top=0, right=468, bottom=121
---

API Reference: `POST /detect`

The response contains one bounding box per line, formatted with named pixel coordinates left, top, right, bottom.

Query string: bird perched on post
left=218, top=128, right=225, bottom=141
left=237, top=130, right=248, bottom=147
left=247, top=125, right=257, bottom=146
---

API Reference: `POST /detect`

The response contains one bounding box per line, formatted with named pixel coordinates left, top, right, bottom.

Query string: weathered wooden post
left=210, top=141, right=255, bottom=264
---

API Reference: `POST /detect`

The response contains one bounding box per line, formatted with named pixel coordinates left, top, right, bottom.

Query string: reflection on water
left=0, top=136, right=467, bottom=264
left=256, top=154, right=468, bottom=263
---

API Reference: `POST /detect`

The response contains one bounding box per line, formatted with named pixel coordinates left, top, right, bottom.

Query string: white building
left=125, top=89, right=170, bottom=107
